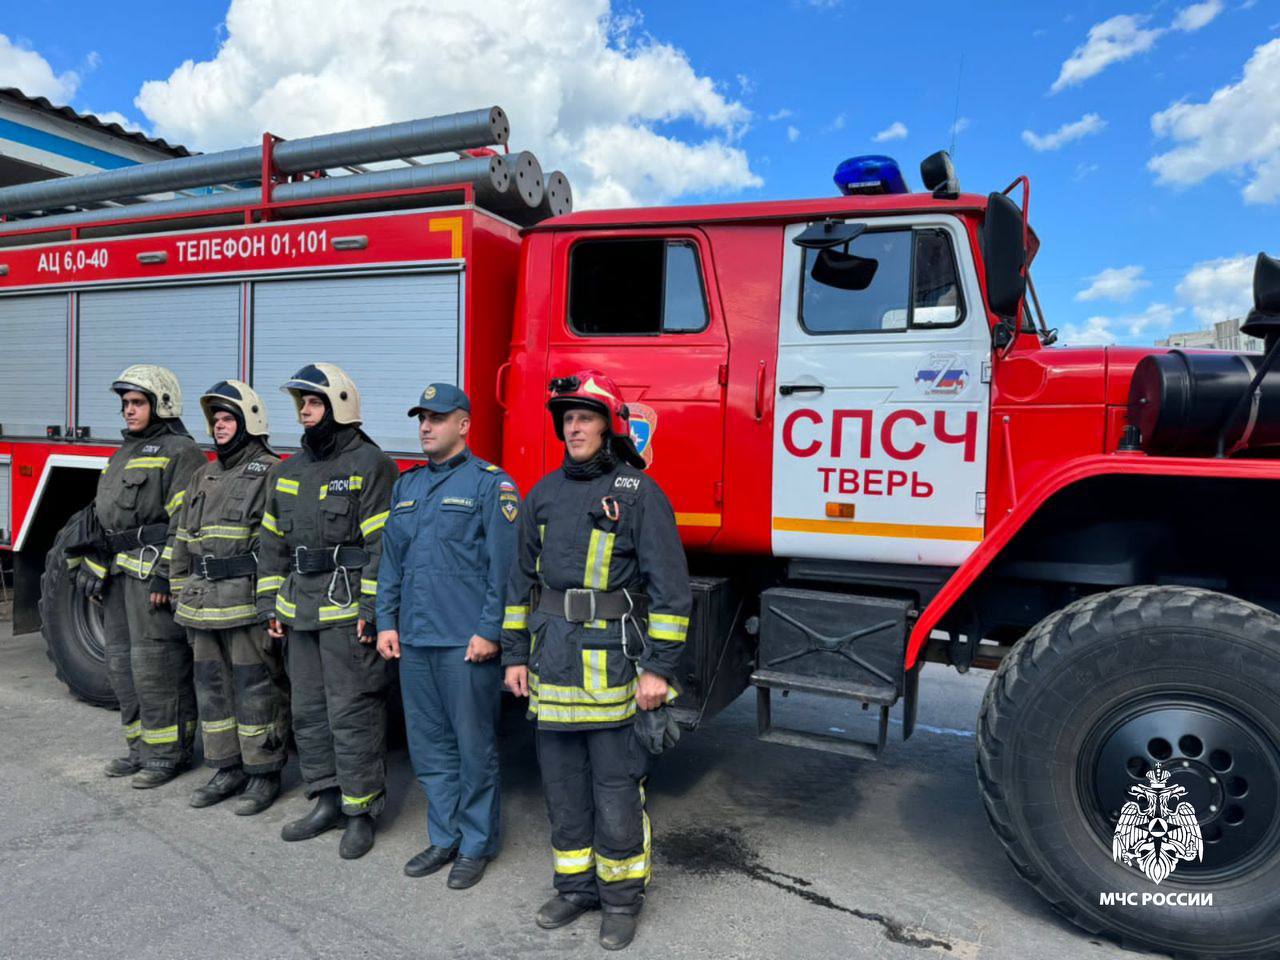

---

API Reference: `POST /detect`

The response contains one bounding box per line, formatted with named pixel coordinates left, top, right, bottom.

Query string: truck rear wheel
left=37, top=508, right=117, bottom=708
left=977, top=586, right=1280, bottom=960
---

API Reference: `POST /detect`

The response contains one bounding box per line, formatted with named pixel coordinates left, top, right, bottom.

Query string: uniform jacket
left=170, top=438, right=280, bottom=630
left=501, top=457, right=693, bottom=730
left=256, top=426, right=397, bottom=631
left=94, top=421, right=205, bottom=585
left=377, top=449, right=519, bottom=647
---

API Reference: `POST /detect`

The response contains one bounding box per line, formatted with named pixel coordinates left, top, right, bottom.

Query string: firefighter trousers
left=190, top=625, right=290, bottom=775
left=537, top=724, right=653, bottom=914
left=102, top=576, right=196, bottom=770
left=286, top=626, right=390, bottom=817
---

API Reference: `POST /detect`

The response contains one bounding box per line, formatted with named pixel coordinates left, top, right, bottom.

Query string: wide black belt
left=105, top=524, right=169, bottom=552
left=539, top=587, right=649, bottom=623
left=291, top=545, right=369, bottom=575
left=195, top=553, right=257, bottom=581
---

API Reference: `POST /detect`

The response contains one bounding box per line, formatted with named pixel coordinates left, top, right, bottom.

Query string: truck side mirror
left=982, top=191, right=1026, bottom=322
left=794, top=220, right=867, bottom=250
left=1242, top=252, right=1280, bottom=350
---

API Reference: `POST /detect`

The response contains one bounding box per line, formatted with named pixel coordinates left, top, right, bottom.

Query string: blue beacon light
left=833, top=155, right=909, bottom=195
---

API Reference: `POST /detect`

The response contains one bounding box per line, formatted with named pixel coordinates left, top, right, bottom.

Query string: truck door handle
left=754, top=362, right=767, bottom=421
left=779, top=383, right=825, bottom=396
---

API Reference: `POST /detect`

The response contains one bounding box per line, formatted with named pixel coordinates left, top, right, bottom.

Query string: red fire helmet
left=547, top=369, right=630, bottom=439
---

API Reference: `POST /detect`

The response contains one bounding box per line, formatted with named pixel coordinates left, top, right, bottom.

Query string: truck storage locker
left=0, top=294, right=68, bottom=437
left=250, top=271, right=463, bottom=453
left=77, top=284, right=242, bottom=440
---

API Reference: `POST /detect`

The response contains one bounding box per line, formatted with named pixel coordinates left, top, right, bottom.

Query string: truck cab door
left=772, top=215, right=990, bottom=564
left=547, top=229, right=727, bottom=547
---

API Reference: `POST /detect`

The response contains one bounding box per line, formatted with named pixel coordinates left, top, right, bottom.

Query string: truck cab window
left=800, top=227, right=964, bottom=334
left=569, top=238, right=709, bottom=335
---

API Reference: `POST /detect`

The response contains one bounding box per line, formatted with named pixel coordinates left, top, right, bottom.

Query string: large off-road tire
left=977, top=586, right=1280, bottom=960
left=37, top=508, right=117, bottom=708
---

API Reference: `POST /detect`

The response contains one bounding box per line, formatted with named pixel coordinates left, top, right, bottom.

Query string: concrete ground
left=0, top=619, right=1161, bottom=960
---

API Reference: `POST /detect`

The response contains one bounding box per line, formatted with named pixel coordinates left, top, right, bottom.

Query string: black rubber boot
left=104, top=757, right=141, bottom=778
left=132, top=766, right=184, bottom=790
left=536, top=895, right=597, bottom=930
left=234, top=773, right=281, bottom=817
left=339, top=814, right=375, bottom=860
left=189, top=767, right=249, bottom=808
left=281, top=789, right=342, bottom=842
left=599, top=913, right=639, bottom=951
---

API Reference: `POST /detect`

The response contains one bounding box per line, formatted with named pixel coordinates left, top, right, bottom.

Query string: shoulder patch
left=613, top=475, right=642, bottom=492
left=501, top=501, right=518, bottom=522
left=499, top=479, right=517, bottom=492
left=243, top=461, right=270, bottom=475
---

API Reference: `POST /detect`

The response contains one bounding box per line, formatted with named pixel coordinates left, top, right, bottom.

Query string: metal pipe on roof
left=1, top=155, right=511, bottom=234
left=0, top=107, right=509, bottom=216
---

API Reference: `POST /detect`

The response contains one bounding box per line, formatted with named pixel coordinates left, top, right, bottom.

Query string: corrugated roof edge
left=0, top=87, right=191, bottom=158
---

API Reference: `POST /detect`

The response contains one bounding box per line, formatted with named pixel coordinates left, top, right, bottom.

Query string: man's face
left=299, top=394, right=326, bottom=428
left=211, top=410, right=238, bottom=445
left=563, top=409, right=607, bottom=462
left=120, top=391, right=151, bottom=432
left=419, top=409, right=469, bottom=461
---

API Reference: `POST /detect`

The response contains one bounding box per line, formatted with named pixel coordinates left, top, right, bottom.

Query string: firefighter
left=376, top=383, right=519, bottom=889
left=502, top=370, right=692, bottom=951
left=170, top=380, right=289, bottom=814
left=66, top=365, right=205, bottom=786
left=257, top=363, right=397, bottom=860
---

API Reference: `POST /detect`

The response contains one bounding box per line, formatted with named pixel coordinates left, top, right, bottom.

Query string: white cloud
left=0, top=33, right=80, bottom=102
left=85, top=108, right=142, bottom=131
left=1172, top=0, right=1224, bottom=31
left=1149, top=39, right=1280, bottom=204
left=1051, top=15, right=1163, bottom=93
left=825, top=113, right=847, bottom=133
left=132, top=0, right=759, bottom=209
left=1022, top=113, right=1107, bottom=151
left=873, top=121, right=908, bottom=142
left=950, top=116, right=970, bottom=136
left=1076, top=265, right=1150, bottom=302
left=1062, top=303, right=1180, bottom=345
left=1074, top=161, right=1101, bottom=180
left=1176, top=254, right=1254, bottom=323
left=768, top=108, right=793, bottom=121
left=786, top=125, right=800, bottom=143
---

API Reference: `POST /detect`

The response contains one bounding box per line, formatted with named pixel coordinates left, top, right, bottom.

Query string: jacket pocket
left=118, top=470, right=147, bottom=510
left=319, top=495, right=356, bottom=543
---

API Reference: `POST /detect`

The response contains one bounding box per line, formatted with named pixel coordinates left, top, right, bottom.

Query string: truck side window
left=569, top=238, right=709, bottom=335
left=800, top=227, right=964, bottom=334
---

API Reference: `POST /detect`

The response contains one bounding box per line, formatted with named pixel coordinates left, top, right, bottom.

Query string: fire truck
left=1, top=107, right=1277, bottom=959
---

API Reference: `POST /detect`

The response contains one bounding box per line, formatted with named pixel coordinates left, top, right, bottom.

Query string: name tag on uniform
left=614, top=476, right=641, bottom=491
left=142, top=443, right=161, bottom=454
left=244, top=461, right=269, bottom=475
left=441, top=496, right=475, bottom=508
left=395, top=499, right=417, bottom=510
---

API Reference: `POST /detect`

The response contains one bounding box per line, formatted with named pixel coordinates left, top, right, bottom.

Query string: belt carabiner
left=326, top=545, right=354, bottom=608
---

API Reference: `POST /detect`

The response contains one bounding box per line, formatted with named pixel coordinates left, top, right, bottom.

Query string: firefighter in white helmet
left=169, top=380, right=290, bottom=814
left=64, top=365, right=205, bottom=787
left=256, top=363, right=398, bottom=860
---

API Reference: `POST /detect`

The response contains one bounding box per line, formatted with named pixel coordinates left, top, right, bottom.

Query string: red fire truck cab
left=2, top=120, right=1278, bottom=959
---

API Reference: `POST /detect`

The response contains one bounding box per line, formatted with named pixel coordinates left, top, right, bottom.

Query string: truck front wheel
left=37, top=508, right=117, bottom=708
left=977, top=586, right=1280, bottom=960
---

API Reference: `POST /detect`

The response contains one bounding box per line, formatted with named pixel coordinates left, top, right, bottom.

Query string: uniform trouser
left=190, top=625, right=290, bottom=774
left=400, top=645, right=501, bottom=859
left=102, top=576, right=196, bottom=770
left=537, top=724, right=652, bottom=915
left=286, top=625, right=389, bottom=817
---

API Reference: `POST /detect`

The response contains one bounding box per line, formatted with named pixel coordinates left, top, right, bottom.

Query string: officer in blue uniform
left=376, top=383, right=519, bottom=890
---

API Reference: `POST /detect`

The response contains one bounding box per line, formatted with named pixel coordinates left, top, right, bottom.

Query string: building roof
left=0, top=87, right=190, bottom=158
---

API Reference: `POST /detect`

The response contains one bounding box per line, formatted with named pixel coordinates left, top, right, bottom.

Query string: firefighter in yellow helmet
left=64, top=365, right=205, bottom=786
left=502, top=370, right=692, bottom=951
left=169, top=380, right=289, bottom=814
left=256, top=363, right=397, bottom=859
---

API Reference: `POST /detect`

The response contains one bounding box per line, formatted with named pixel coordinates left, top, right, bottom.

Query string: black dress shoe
left=536, top=895, right=597, bottom=930
left=446, top=856, right=489, bottom=890
left=339, top=814, right=375, bottom=860
left=189, top=767, right=249, bottom=808
left=281, top=789, right=342, bottom=841
left=104, top=757, right=140, bottom=778
left=234, top=773, right=281, bottom=816
left=132, top=766, right=183, bottom=790
left=599, top=913, right=639, bottom=951
left=404, top=845, right=458, bottom=877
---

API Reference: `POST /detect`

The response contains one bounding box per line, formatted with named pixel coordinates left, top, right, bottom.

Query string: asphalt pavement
left=0, top=619, right=1162, bottom=960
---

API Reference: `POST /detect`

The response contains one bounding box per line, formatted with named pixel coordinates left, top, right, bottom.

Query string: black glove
left=74, top=563, right=107, bottom=602
left=633, top=705, right=681, bottom=756
left=150, top=576, right=171, bottom=596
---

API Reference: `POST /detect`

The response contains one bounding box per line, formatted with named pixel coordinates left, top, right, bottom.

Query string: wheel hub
left=1085, top=699, right=1280, bottom=879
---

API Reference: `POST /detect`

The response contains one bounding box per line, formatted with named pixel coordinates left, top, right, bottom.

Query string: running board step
left=751, top=670, right=899, bottom=761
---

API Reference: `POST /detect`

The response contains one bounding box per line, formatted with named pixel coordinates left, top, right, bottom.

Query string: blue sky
left=2, top=0, right=1279, bottom=346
